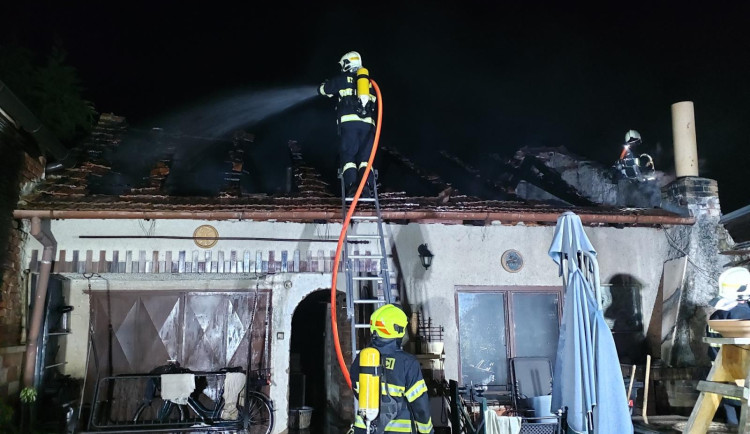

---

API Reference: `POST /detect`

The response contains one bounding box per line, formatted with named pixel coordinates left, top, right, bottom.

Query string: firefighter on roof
left=613, top=129, right=656, bottom=181
left=318, top=51, right=377, bottom=197
left=349, top=304, right=434, bottom=434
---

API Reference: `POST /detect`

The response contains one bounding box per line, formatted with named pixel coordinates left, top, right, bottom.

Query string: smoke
left=150, top=85, right=319, bottom=139
left=88, top=85, right=320, bottom=196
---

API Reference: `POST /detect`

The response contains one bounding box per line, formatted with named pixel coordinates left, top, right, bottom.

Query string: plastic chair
left=510, top=357, right=562, bottom=434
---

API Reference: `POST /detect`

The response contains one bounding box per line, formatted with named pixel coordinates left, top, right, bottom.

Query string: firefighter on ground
left=318, top=51, right=377, bottom=197
left=706, top=267, right=750, bottom=426
left=349, top=304, right=434, bottom=433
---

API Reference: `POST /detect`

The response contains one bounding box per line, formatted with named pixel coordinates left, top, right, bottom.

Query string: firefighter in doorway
left=318, top=51, right=377, bottom=197
left=349, top=304, right=434, bottom=433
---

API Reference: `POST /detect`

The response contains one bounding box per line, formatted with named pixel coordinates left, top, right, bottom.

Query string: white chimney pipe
left=671, top=101, right=699, bottom=177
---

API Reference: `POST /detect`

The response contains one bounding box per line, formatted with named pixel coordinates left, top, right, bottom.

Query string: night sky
left=3, top=2, right=749, bottom=212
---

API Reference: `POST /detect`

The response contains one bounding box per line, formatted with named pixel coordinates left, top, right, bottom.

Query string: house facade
left=11, top=112, right=724, bottom=433
left=13, top=208, right=692, bottom=432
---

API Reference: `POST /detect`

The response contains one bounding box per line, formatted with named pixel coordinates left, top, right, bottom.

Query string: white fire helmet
left=339, top=51, right=362, bottom=73
left=625, top=130, right=641, bottom=145
left=718, top=267, right=750, bottom=300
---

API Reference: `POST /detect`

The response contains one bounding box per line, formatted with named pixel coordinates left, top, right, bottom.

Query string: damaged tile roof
left=15, top=114, right=694, bottom=226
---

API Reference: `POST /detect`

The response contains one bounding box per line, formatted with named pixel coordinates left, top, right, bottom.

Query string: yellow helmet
left=339, top=51, right=362, bottom=73
left=370, top=304, right=408, bottom=339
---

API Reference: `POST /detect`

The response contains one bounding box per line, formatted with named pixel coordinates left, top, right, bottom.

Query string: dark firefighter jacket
left=350, top=336, right=434, bottom=433
left=707, top=302, right=750, bottom=359
left=318, top=71, right=376, bottom=127
left=706, top=302, right=750, bottom=404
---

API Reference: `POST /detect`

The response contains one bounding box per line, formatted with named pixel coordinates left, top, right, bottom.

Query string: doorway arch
left=288, top=289, right=353, bottom=432
left=289, top=289, right=331, bottom=431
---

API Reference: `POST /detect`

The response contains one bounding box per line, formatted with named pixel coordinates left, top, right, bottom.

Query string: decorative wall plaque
left=193, top=225, right=219, bottom=248
left=501, top=249, right=524, bottom=273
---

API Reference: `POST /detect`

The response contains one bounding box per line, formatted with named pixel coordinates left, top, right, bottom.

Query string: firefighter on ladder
left=318, top=51, right=377, bottom=197
left=349, top=304, right=434, bottom=433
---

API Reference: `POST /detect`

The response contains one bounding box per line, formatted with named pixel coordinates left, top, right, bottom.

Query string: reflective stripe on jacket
left=318, top=72, right=376, bottom=126
left=350, top=337, right=434, bottom=433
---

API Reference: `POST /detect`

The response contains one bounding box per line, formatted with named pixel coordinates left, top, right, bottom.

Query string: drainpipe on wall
left=23, top=217, right=57, bottom=389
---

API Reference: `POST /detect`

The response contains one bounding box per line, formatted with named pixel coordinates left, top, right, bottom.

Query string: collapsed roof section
left=15, top=114, right=693, bottom=227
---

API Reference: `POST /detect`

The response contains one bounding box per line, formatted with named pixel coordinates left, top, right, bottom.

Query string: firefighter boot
left=346, top=182, right=358, bottom=198
left=358, top=167, right=374, bottom=198
left=342, top=164, right=358, bottom=198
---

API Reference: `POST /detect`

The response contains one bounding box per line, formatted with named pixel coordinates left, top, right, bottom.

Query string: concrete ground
left=287, top=412, right=739, bottom=433
left=632, top=415, right=738, bottom=433
left=287, top=404, right=351, bottom=434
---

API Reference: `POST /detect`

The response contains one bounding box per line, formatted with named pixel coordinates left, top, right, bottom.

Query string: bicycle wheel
left=132, top=403, right=148, bottom=422
left=245, top=391, right=273, bottom=434
left=132, top=400, right=186, bottom=423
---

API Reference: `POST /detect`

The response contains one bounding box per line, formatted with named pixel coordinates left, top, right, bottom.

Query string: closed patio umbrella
left=548, top=211, right=632, bottom=434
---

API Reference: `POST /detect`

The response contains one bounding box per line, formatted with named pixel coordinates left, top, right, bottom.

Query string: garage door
left=88, top=290, right=271, bottom=376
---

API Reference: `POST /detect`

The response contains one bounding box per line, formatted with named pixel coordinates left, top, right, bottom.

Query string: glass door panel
left=512, top=292, right=559, bottom=363
left=458, top=292, right=508, bottom=387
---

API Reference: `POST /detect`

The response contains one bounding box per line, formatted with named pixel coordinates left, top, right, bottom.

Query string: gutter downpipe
left=23, top=217, right=57, bottom=389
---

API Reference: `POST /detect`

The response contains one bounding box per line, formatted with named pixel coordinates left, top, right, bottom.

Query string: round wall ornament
left=501, top=249, right=524, bottom=273
left=193, top=225, right=219, bottom=248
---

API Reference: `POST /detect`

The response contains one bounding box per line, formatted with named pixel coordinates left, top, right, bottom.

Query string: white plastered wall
left=21, top=218, right=672, bottom=433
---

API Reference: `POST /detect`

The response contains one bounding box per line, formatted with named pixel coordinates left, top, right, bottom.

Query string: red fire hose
left=330, top=80, right=383, bottom=389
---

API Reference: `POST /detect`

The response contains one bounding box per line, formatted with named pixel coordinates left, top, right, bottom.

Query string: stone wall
left=658, top=177, right=730, bottom=415
left=0, top=346, right=25, bottom=399
left=661, top=177, right=729, bottom=368
left=0, top=152, right=44, bottom=401
left=0, top=220, right=26, bottom=347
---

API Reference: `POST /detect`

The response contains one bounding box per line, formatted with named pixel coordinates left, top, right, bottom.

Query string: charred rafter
left=438, top=150, right=519, bottom=200
left=288, top=140, right=334, bottom=197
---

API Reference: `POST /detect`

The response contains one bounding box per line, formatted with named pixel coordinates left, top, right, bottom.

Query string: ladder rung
left=347, top=235, right=384, bottom=239
left=697, top=380, right=750, bottom=400
left=45, top=362, right=67, bottom=369
left=355, top=324, right=371, bottom=329
left=47, top=331, right=71, bottom=336
left=345, top=197, right=377, bottom=202
left=354, top=299, right=384, bottom=304
left=349, top=255, right=383, bottom=259
left=351, top=216, right=378, bottom=220
left=352, top=276, right=383, bottom=281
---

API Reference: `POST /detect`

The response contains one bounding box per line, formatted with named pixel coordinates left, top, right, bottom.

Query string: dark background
left=3, top=1, right=749, bottom=212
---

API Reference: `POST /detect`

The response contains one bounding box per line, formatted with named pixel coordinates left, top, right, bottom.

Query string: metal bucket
left=288, top=406, right=314, bottom=429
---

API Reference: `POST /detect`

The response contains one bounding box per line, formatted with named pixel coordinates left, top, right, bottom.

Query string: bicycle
left=132, top=361, right=274, bottom=434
